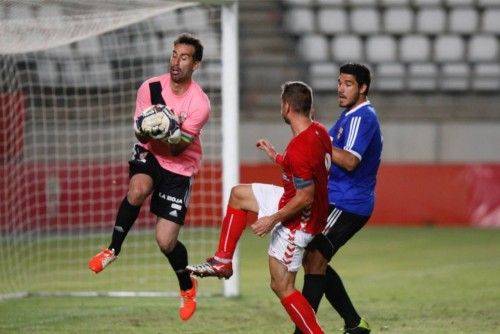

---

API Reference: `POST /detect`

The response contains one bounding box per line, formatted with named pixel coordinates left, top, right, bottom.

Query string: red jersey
left=277, top=121, right=331, bottom=234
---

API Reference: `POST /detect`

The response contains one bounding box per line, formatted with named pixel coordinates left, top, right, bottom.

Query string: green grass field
left=1, top=226, right=499, bottom=333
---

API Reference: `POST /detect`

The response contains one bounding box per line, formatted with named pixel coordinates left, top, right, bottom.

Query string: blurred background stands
left=240, top=0, right=500, bottom=122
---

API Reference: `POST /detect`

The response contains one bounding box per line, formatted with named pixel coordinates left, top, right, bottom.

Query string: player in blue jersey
left=294, top=63, right=382, bottom=334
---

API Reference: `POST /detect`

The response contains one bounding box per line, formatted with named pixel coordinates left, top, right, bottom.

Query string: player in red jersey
left=187, top=81, right=332, bottom=334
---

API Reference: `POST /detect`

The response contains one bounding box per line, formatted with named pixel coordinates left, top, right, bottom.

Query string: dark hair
left=339, top=63, right=371, bottom=95
left=281, top=81, right=313, bottom=117
left=174, top=33, right=204, bottom=62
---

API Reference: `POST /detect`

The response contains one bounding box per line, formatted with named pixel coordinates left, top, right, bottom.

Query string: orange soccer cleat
left=179, top=276, right=198, bottom=321
left=88, top=248, right=117, bottom=273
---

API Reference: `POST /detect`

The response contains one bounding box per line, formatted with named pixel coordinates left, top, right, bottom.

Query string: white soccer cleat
left=186, top=257, right=233, bottom=279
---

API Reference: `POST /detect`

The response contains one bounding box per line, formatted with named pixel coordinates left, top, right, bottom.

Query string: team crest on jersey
left=337, top=127, right=344, bottom=140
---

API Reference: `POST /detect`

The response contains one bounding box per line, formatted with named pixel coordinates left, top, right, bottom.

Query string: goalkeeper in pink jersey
left=89, top=33, right=210, bottom=321
left=188, top=81, right=332, bottom=334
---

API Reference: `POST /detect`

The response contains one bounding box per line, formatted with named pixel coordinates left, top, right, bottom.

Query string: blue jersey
left=328, top=101, right=382, bottom=216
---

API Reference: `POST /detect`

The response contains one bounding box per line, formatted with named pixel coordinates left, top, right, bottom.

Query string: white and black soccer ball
left=136, top=104, right=181, bottom=143
left=149, top=104, right=180, bottom=140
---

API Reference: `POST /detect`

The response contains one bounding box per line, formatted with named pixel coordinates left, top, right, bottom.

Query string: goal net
left=0, top=0, right=237, bottom=298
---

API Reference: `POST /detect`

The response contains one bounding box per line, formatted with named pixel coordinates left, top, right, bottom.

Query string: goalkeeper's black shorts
left=128, top=144, right=192, bottom=225
left=306, top=205, right=370, bottom=262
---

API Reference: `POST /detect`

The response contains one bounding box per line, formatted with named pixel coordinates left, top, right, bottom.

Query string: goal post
left=0, top=0, right=239, bottom=299
left=221, top=1, right=239, bottom=298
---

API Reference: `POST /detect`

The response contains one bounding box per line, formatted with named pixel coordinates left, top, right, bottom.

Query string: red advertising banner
left=0, top=162, right=499, bottom=230
left=0, top=93, right=25, bottom=159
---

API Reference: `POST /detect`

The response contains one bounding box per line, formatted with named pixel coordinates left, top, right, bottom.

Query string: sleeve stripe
left=180, top=130, right=195, bottom=143
left=293, top=177, right=313, bottom=189
left=345, top=116, right=361, bottom=151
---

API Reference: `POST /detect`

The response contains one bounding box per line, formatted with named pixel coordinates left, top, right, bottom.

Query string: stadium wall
left=242, top=163, right=500, bottom=228
left=1, top=162, right=499, bottom=229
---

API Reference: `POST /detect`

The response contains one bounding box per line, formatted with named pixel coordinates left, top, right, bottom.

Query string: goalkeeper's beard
left=170, top=67, right=192, bottom=84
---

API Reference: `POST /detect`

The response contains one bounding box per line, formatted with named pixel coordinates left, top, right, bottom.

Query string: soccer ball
left=136, top=104, right=181, bottom=143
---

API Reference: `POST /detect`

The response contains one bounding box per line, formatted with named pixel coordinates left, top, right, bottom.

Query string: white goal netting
left=0, top=0, right=231, bottom=298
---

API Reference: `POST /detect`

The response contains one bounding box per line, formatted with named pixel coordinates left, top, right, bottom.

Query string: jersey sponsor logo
left=169, top=209, right=178, bottom=217
left=138, top=151, right=148, bottom=162
left=158, top=193, right=183, bottom=204
left=171, top=203, right=182, bottom=210
left=132, top=145, right=149, bottom=162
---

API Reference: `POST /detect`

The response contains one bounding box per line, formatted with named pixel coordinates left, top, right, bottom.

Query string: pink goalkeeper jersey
left=134, top=73, right=210, bottom=177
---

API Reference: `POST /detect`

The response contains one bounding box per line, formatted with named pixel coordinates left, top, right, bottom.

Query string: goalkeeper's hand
left=134, top=105, right=160, bottom=136
left=135, top=104, right=181, bottom=143
left=164, top=111, right=186, bottom=144
left=163, top=127, right=181, bottom=144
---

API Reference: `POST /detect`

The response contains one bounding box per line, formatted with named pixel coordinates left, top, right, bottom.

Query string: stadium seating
left=85, top=62, right=114, bottom=88
left=365, top=35, right=397, bottom=63
left=449, top=7, right=478, bottom=34
left=281, top=0, right=500, bottom=93
left=434, top=35, right=466, bottom=63
left=8, top=3, right=221, bottom=91
left=440, top=63, right=470, bottom=91
left=350, top=7, right=380, bottom=34
left=416, top=8, right=446, bottom=35
left=472, top=63, right=500, bottom=90
left=413, top=0, right=441, bottom=7
left=374, top=63, right=405, bottom=91
left=309, top=62, right=338, bottom=90
left=383, top=7, right=413, bottom=34
left=331, top=35, right=363, bottom=62
left=283, top=7, right=315, bottom=34
left=35, top=58, right=60, bottom=85
left=151, top=10, right=178, bottom=33
left=9, top=1, right=500, bottom=96
left=297, top=34, right=330, bottom=61
left=446, top=0, right=474, bottom=5
left=178, top=7, right=210, bottom=30
left=381, top=0, right=410, bottom=5
left=317, top=8, right=348, bottom=34
left=76, top=37, right=102, bottom=57
left=317, top=0, right=344, bottom=5
left=478, top=0, right=500, bottom=8
left=482, top=9, right=500, bottom=33
left=468, top=35, right=498, bottom=62
left=408, top=63, right=438, bottom=91
left=399, top=34, right=431, bottom=62
left=60, top=59, right=86, bottom=87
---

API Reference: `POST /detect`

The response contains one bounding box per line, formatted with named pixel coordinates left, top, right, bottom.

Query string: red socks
left=281, top=290, right=324, bottom=334
left=215, top=206, right=247, bottom=260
